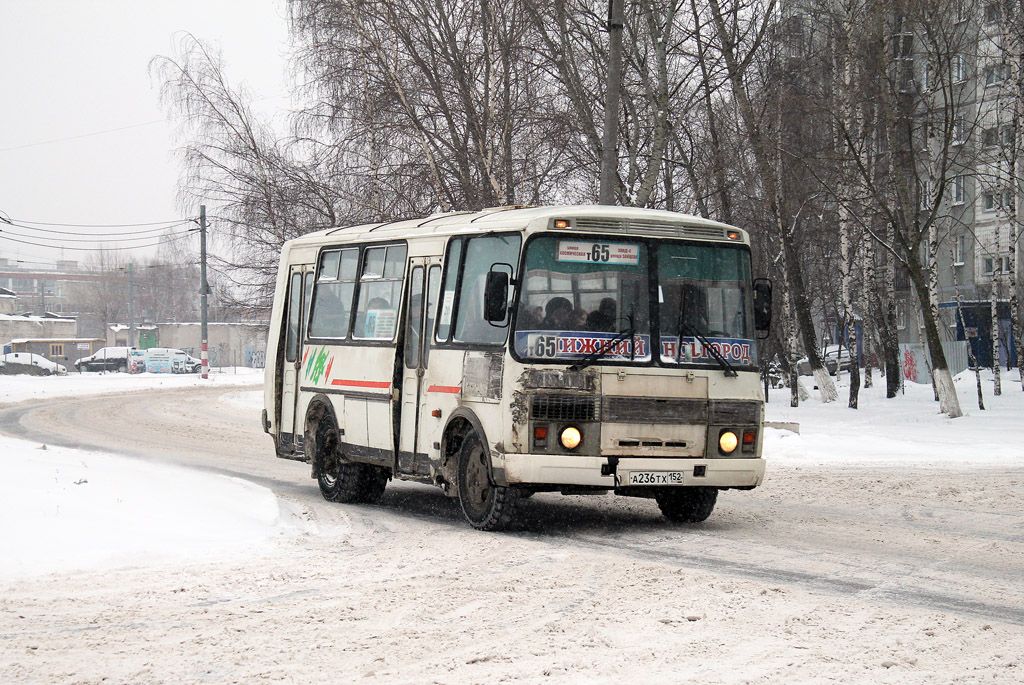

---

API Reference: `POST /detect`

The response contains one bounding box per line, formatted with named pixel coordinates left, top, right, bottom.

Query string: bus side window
left=353, top=244, right=408, bottom=340
left=285, top=272, right=302, bottom=362
left=453, top=234, right=521, bottom=344
left=436, top=238, right=463, bottom=342
left=308, top=248, right=357, bottom=339
left=423, top=265, right=441, bottom=365
left=405, top=266, right=424, bottom=368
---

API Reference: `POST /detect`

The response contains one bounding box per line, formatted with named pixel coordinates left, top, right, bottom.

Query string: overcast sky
left=0, top=1, right=292, bottom=267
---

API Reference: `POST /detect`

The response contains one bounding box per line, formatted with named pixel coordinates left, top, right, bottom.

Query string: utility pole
left=199, top=205, right=209, bottom=379
left=598, top=0, right=625, bottom=205
left=128, top=262, right=135, bottom=347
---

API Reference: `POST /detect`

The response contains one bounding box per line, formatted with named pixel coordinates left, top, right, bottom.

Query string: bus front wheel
left=655, top=487, right=718, bottom=523
left=314, top=413, right=388, bottom=504
left=457, top=432, right=520, bottom=531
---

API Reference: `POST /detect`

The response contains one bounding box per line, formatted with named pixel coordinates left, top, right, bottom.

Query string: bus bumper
left=500, top=454, right=765, bottom=489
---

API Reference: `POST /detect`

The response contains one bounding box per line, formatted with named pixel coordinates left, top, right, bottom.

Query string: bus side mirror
left=484, top=270, right=510, bottom=323
left=753, top=278, right=772, bottom=334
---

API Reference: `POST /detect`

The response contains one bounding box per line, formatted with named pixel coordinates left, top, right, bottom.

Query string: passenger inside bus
left=541, top=297, right=572, bottom=329
left=585, top=297, right=616, bottom=332
left=354, top=297, right=392, bottom=338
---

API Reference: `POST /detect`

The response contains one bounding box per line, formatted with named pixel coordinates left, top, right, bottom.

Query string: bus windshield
left=512, top=236, right=756, bottom=367
left=657, top=243, right=756, bottom=366
left=513, top=236, right=651, bottom=362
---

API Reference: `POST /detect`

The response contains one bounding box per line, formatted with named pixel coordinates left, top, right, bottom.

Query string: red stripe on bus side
left=427, top=385, right=462, bottom=394
left=330, top=379, right=392, bottom=389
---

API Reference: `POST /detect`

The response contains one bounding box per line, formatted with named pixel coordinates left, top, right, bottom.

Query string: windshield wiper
left=675, top=296, right=737, bottom=377
left=569, top=309, right=636, bottom=372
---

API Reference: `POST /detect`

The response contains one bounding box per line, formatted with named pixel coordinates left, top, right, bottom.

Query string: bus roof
left=285, top=205, right=749, bottom=250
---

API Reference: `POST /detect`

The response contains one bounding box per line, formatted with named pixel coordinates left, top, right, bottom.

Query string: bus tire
left=457, top=431, right=520, bottom=531
left=314, top=412, right=388, bottom=504
left=655, top=487, right=718, bottom=523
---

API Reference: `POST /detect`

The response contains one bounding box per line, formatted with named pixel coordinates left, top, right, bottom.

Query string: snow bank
left=765, top=368, right=1024, bottom=466
left=0, top=434, right=311, bottom=581
left=0, top=366, right=263, bottom=405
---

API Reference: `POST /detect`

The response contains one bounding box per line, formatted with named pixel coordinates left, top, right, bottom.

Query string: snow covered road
left=1, top=382, right=1023, bottom=682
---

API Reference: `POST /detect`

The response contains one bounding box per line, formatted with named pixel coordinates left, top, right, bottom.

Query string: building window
left=893, top=32, right=913, bottom=59
left=50, top=343, right=64, bottom=358
left=985, top=1, right=1002, bottom=23
left=953, top=115, right=966, bottom=144
left=985, top=63, right=1006, bottom=86
left=952, top=175, right=965, bottom=205
left=984, top=192, right=997, bottom=211
left=920, top=179, right=931, bottom=209
left=983, top=127, right=999, bottom=147
left=953, top=235, right=965, bottom=265
left=985, top=256, right=1012, bottom=274
left=953, top=54, right=968, bottom=83
left=896, top=301, right=907, bottom=329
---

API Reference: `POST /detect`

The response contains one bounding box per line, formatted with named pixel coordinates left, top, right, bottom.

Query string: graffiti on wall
left=902, top=348, right=918, bottom=382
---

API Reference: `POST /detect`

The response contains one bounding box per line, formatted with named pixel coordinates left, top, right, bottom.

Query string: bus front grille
left=603, top=397, right=707, bottom=424
left=531, top=395, right=600, bottom=422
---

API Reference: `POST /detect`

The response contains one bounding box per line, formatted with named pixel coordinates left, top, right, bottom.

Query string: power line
left=0, top=120, right=167, bottom=152
left=0, top=230, right=196, bottom=252
left=3, top=220, right=195, bottom=237
left=12, top=218, right=191, bottom=228
left=0, top=228, right=195, bottom=245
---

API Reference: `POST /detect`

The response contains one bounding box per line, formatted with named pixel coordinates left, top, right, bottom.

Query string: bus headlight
left=560, top=426, right=582, bottom=450
left=719, top=430, right=738, bottom=454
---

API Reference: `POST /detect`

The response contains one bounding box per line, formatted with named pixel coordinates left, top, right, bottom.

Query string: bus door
left=280, top=265, right=314, bottom=451
left=397, top=258, right=442, bottom=476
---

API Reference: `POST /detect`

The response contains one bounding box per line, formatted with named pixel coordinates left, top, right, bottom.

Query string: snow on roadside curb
left=764, top=368, right=1024, bottom=466
left=0, top=366, right=263, bottom=406
left=0, top=434, right=315, bottom=581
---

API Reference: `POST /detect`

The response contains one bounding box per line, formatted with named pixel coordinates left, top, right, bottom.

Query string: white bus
left=263, top=206, right=772, bottom=530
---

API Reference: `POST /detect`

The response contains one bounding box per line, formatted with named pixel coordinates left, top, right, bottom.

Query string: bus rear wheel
left=314, top=414, right=388, bottom=504
left=457, top=432, right=520, bottom=531
left=655, top=487, right=718, bottom=523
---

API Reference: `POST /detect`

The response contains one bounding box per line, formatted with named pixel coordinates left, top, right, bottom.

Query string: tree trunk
left=951, top=245, right=984, bottom=410
left=906, top=257, right=963, bottom=417
left=881, top=225, right=901, bottom=398
left=860, top=235, right=873, bottom=389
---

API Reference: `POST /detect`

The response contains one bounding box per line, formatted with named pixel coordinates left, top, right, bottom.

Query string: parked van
left=132, top=347, right=202, bottom=374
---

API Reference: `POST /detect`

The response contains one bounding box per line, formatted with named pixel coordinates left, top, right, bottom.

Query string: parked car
left=74, top=347, right=133, bottom=372
left=796, top=345, right=853, bottom=375
left=0, top=352, right=67, bottom=376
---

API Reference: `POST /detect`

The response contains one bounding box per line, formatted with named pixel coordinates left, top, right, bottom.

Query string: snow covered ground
left=766, top=369, right=1024, bottom=466
left=0, top=366, right=263, bottom=405
left=0, top=434, right=311, bottom=581
left=1, top=367, right=1022, bottom=582
left=0, top=369, right=310, bottom=581
left=1, top=367, right=1022, bottom=682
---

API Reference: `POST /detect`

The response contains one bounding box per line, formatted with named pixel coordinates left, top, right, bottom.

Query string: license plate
left=628, top=471, right=685, bottom=485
